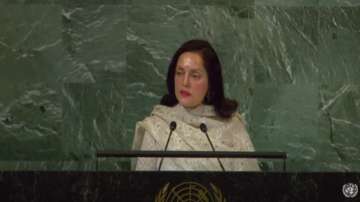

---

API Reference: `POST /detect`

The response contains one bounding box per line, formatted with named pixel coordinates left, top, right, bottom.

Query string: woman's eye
left=175, top=71, right=183, bottom=75
left=192, top=74, right=200, bottom=79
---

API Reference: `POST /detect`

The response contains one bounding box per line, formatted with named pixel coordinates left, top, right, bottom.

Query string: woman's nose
left=183, top=74, right=190, bottom=86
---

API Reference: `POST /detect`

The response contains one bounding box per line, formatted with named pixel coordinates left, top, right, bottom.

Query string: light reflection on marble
left=0, top=1, right=359, bottom=171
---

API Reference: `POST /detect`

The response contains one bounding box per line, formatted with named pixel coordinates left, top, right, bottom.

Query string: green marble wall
left=0, top=0, right=359, bottom=171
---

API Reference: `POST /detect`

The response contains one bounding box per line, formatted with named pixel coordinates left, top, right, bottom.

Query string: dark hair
left=160, top=39, right=238, bottom=118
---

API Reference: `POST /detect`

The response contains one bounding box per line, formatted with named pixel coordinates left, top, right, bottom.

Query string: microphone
left=158, top=121, right=177, bottom=171
left=200, top=123, right=225, bottom=171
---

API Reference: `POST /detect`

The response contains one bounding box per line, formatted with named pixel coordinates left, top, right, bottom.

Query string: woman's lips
left=180, top=90, right=191, bottom=97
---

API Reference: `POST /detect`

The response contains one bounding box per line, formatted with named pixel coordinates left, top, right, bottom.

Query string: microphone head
left=170, top=121, right=177, bottom=131
left=200, top=123, right=207, bottom=133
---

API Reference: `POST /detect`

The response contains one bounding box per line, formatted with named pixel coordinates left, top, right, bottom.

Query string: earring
left=206, top=92, right=211, bottom=103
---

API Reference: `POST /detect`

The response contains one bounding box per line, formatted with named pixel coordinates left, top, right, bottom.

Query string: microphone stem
left=204, top=132, right=226, bottom=172
left=158, top=128, right=174, bottom=171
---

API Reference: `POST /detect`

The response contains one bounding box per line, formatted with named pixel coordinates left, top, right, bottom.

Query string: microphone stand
left=200, top=123, right=226, bottom=172
left=158, top=121, right=177, bottom=171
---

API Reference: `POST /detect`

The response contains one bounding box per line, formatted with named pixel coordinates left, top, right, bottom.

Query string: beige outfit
left=132, top=104, right=260, bottom=171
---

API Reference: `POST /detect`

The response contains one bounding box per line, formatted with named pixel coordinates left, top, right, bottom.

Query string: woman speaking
left=132, top=39, right=259, bottom=171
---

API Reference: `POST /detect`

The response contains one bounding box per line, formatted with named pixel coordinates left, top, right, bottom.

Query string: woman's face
left=174, top=52, right=209, bottom=108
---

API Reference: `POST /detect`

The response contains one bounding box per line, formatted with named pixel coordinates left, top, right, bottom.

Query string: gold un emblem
left=155, top=181, right=226, bottom=202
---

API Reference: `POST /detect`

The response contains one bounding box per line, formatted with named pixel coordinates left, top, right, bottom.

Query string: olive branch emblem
left=155, top=181, right=226, bottom=202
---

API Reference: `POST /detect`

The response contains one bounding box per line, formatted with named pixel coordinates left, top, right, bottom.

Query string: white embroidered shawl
left=132, top=104, right=260, bottom=171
